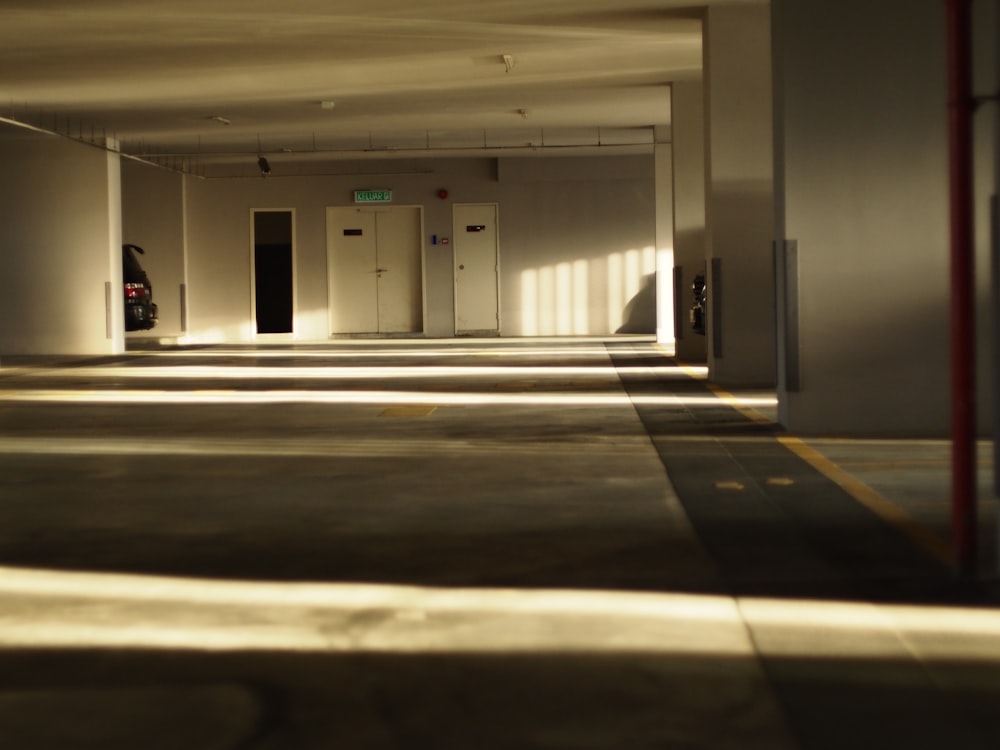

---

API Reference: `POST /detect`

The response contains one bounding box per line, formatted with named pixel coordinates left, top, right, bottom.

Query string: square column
left=0, top=125, right=124, bottom=356
left=704, top=4, right=776, bottom=386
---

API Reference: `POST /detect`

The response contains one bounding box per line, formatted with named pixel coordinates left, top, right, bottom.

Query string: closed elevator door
left=326, top=206, right=423, bottom=334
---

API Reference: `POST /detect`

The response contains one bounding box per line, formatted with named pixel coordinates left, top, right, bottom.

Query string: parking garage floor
left=0, top=337, right=998, bottom=749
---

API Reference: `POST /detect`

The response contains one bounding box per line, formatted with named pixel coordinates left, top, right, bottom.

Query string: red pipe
left=946, top=0, right=977, bottom=577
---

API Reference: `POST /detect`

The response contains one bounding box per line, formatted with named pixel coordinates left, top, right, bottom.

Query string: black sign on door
left=253, top=210, right=293, bottom=334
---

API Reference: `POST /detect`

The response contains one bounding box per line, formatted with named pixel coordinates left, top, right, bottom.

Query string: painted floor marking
left=766, top=477, right=795, bottom=487
left=777, top=435, right=952, bottom=566
left=690, top=375, right=952, bottom=567
left=714, top=481, right=746, bottom=491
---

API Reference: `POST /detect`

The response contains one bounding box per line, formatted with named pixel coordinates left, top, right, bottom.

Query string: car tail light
left=125, top=282, right=147, bottom=299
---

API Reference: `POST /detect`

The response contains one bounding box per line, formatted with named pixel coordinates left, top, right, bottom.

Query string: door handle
left=375, top=268, right=389, bottom=273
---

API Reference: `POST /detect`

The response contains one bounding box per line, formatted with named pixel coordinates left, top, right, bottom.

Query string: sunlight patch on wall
left=573, top=260, right=589, bottom=334
left=607, top=247, right=657, bottom=333
left=520, top=248, right=656, bottom=336
left=538, top=265, right=555, bottom=334
left=520, top=261, right=592, bottom=336
left=606, top=253, right=624, bottom=333
left=521, top=269, right=539, bottom=336
left=555, top=262, right=572, bottom=334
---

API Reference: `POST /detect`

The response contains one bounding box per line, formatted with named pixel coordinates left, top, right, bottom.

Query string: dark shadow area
left=606, top=345, right=965, bottom=604
left=0, top=648, right=997, bottom=750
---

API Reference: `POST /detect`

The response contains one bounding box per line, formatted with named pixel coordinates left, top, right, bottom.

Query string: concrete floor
left=0, top=338, right=997, bottom=749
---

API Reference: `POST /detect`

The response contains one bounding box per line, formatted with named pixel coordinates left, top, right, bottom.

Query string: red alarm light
left=437, top=189, right=448, bottom=200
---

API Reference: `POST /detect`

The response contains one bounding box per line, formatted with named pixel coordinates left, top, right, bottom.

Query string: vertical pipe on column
left=993, top=0, right=1000, bottom=575
left=992, top=193, right=999, bottom=575
left=945, top=0, right=977, bottom=578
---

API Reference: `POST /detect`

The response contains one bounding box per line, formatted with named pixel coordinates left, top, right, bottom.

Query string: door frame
left=452, top=202, right=500, bottom=335
left=325, top=204, right=427, bottom=337
left=249, top=208, right=297, bottom=341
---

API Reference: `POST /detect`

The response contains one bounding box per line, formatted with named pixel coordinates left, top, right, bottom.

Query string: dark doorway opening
left=253, top=210, right=293, bottom=334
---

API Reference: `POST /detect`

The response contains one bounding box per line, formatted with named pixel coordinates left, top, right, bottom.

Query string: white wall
left=773, top=0, right=996, bottom=436
left=497, top=157, right=656, bottom=337
left=0, top=126, right=122, bottom=356
left=169, top=155, right=656, bottom=343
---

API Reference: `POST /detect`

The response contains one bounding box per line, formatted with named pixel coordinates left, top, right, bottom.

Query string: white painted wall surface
left=169, top=156, right=655, bottom=343
left=497, top=157, right=656, bottom=337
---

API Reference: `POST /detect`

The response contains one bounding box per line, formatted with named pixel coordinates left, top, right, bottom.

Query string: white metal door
left=326, top=206, right=423, bottom=335
left=454, top=204, right=499, bottom=333
left=327, top=208, right=378, bottom=334
left=376, top=207, right=423, bottom=333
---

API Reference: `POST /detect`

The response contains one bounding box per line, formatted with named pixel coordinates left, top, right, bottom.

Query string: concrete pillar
left=0, top=125, right=123, bottom=356
left=703, top=4, right=776, bottom=386
left=770, top=0, right=990, bottom=435
left=672, top=80, right=708, bottom=363
left=654, top=128, right=675, bottom=347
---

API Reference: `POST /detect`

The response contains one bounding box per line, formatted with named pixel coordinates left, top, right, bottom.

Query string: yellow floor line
left=703, top=377, right=952, bottom=566
left=651, top=346, right=951, bottom=565
left=777, top=435, right=953, bottom=566
left=702, top=382, right=773, bottom=425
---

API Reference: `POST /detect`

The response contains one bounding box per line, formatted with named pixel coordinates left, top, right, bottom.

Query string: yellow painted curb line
left=658, top=349, right=952, bottom=566
left=777, top=435, right=953, bottom=566
left=702, top=382, right=772, bottom=425
left=706, top=379, right=951, bottom=566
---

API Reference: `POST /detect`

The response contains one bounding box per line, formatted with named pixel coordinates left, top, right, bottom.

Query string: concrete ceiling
left=0, top=1, right=758, bottom=174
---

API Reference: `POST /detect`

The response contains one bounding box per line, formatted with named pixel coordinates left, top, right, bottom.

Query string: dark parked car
left=123, top=243, right=158, bottom=331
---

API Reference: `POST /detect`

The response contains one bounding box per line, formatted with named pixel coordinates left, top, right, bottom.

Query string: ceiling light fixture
left=501, top=54, right=515, bottom=73
left=208, top=115, right=231, bottom=126
left=320, top=100, right=336, bottom=110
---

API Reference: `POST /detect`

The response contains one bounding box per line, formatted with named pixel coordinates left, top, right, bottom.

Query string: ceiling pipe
left=0, top=115, right=186, bottom=174
left=945, top=0, right=977, bottom=579
left=126, top=138, right=656, bottom=160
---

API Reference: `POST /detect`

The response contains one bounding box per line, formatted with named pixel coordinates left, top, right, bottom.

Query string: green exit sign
left=354, top=189, right=392, bottom=204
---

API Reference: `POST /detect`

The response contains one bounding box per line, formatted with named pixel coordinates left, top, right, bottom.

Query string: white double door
left=326, top=206, right=423, bottom=334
